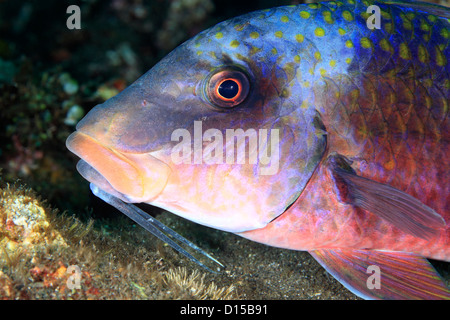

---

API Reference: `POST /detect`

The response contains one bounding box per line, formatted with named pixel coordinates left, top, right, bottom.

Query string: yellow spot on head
left=384, top=159, right=395, bottom=171
left=399, top=42, right=411, bottom=60
left=196, top=50, right=203, bottom=56
left=423, top=79, right=433, bottom=88
left=401, top=13, right=413, bottom=30
left=338, top=28, right=346, bottom=36
left=234, top=53, right=246, bottom=61
left=281, top=88, right=290, bottom=98
left=360, top=12, right=370, bottom=20
left=300, top=11, right=311, bottom=19
left=406, top=12, right=416, bottom=20
left=330, top=60, right=336, bottom=67
left=342, top=11, right=354, bottom=22
left=420, top=19, right=430, bottom=32
left=271, top=48, right=278, bottom=55
left=384, top=23, right=394, bottom=34
left=417, top=44, right=429, bottom=64
left=427, top=14, right=436, bottom=23
left=250, top=46, right=262, bottom=55
left=441, top=28, right=449, bottom=39
left=275, top=31, right=283, bottom=38
left=250, top=31, right=259, bottom=39
left=345, top=40, right=354, bottom=48
left=319, top=68, right=327, bottom=76
left=380, top=10, right=391, bottom=20
left=350, top=89, right=359, bottom=99
left=444, top=79, right=450, bottom=90
left=314, top=51, right=321, bottom=60
left=295, top=34, right=304, bottom=43
left=315, top=27, right=325, bottom=37
left=294, top=55, right=301, bottom=63
left=345, top=57, right=352, bottom=64
left=322, top=11, right=334, bottom=24
left=281, top=15, right=289, bottom=22
left=308, top=3, right=320, bottom=9
left=215, top=32, right=223, bottom=39
left=435, top=47, right=447, bottom=67
left=230, top=40, right=240, bottom=48
left=360, top=37, right=373, bottom=49
left=303, top=81, right=310, bottom=88
left=234, top=22, right=249, bottom=31
left=208, top=52, right=218, bottom=60
left=300, top=100, right=308, bottom=109
left=379, top=38, right=393, bottom=53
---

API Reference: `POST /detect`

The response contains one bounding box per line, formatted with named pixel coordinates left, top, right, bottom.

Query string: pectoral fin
left=328, top=154, right=446, bottom=240
left=309, top=249, right=450, bottom=300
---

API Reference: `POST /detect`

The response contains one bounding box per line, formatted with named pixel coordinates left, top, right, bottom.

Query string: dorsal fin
left=382, top=0, right=450, bottom=19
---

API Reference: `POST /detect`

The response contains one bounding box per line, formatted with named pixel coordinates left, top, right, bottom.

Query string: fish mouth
left=66, top=131, right=171, bottom=203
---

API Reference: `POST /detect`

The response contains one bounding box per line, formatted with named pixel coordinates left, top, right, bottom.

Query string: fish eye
left=206, top=68, right=250, bottom=108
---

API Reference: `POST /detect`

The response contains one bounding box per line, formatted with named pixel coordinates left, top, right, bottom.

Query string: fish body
left=67, top=0, right=450, bottom=299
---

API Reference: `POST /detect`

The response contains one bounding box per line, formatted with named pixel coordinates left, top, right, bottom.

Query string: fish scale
left=67, top=0, right=449, bottom=299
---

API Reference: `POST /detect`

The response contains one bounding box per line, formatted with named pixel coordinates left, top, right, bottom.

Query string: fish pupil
left=218, top=80, right=239, bottom=99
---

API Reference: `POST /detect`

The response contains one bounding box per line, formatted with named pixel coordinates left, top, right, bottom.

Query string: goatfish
left=66, top=0, right=450, bottom=299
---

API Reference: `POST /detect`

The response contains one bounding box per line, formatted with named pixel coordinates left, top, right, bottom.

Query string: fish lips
left=66, top=131, right=171, bottom=203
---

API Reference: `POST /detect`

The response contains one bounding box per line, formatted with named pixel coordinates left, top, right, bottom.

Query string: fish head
left=66, top=13, right=327, bottom=232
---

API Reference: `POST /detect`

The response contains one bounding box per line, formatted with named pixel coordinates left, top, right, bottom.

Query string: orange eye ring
left=207, top=69, right=250, bottom=108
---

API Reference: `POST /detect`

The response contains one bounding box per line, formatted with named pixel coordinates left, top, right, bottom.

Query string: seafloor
left=0, top=0, right=448, bottom=300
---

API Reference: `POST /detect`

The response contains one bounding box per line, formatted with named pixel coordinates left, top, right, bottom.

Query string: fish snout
left=66, top=131, right=171, bottom=203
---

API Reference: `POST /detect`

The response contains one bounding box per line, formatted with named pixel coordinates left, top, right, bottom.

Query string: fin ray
left=333, top=168, right=446, bottom=240
left=310, top=249, right=450, bottom=300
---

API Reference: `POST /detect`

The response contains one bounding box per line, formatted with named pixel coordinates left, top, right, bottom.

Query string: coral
left=0, top=180, right=240, bottom=300
left=0, top=183, right=67, bottom=258
left=0, top=270, right=15, bottom=299
left=164, top=267, right=236, bottom=299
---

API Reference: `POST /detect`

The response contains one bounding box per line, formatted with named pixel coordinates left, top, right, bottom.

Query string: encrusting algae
left=0, top=180, right=241, bottom=299
left=0, top=184, right=67, bottom=254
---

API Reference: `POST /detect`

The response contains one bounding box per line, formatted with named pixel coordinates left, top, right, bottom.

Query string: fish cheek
left=264, top=115, right=328, bottom=217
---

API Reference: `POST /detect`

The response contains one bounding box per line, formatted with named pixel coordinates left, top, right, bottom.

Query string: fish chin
left=76, top=160, right=134, bottom=203
left=66, top=131, right=171, bottom=203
